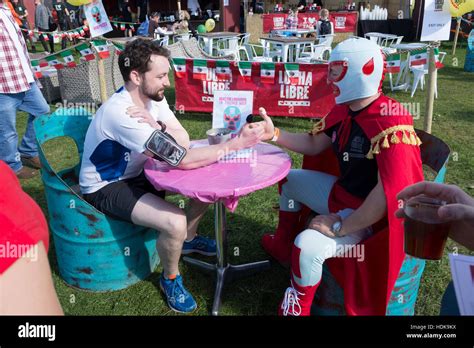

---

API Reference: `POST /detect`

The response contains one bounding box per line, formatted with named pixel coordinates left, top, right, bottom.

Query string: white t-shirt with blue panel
left=79, top=86, right=175, bottom=194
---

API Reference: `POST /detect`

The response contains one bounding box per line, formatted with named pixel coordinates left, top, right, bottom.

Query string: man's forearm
left=340, top=180, right=387, bottom=236
left=178, top=138, right=243, bottom=170
left=165, top=128, right=190, bottom=149
left=276, top=130, right=331, bottom=156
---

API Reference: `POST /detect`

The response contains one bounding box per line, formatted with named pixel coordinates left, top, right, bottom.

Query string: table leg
left=283, top=44, right=289, bottom=63
left=183, top=200, right=271, bottom=315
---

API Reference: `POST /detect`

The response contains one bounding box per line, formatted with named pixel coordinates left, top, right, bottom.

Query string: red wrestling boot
left=261, top=210, right=301, bottom=266
left=278, top=244, right=321, bottom=316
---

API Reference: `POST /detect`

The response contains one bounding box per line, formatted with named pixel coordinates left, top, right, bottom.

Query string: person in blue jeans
left=0, top=0, right=50, bottom=179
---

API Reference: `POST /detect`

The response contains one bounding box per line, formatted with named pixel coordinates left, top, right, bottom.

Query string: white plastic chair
left=381, top=36, right=403, bottom=55
left=317, top=34, right=334, bottom=47
left=237, top=33, right=252, bottom=60
left=245, top=42, right=273, bottom=62
left=216, top=37, right=240, bottom=61
left=409, top=51, right=446, bottom=98
left=296, top=42, right=331, bottom=63
left=174, top=33, right=191, bottom=43
left=154, top=35, right=169, bottom=46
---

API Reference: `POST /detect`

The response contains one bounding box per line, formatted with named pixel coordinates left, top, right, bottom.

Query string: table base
left=183, top=200, right=271, bottom=315
left=183, top=257, right=271, bottom=315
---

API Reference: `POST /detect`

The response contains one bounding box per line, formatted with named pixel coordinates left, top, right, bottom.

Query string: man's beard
left=140, top=79, right=164, bottom=102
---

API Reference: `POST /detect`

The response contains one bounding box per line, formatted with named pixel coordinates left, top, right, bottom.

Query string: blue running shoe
left=182, top=235, right=216, bottom=256
left=159, top=274, right=197, bottom=313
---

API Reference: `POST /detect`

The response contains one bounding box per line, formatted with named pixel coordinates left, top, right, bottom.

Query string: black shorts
left=83, top=171, right=165, bottom=223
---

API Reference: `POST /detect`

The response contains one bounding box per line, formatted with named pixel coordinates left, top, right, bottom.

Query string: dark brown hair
left=118, top=38, right=170, bottom=82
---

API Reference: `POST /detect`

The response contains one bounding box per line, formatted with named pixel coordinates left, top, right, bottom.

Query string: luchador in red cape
left=263, top=37, right=424, bottom=315
left=308, top=95, right=424, bottom=315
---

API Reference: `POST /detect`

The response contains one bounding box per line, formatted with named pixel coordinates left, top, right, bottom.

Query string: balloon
left=205, top=18, right=215, bottom=32
left=67, top=0, right=92, bottom=6
left=449, top=0, right=474, bottom=17
left=197, top=24, right=206, bottom=34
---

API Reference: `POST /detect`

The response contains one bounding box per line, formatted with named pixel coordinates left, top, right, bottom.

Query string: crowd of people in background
left=5, top=0, right=208, bottom=51
left=7, top=0, right=88, bottom=53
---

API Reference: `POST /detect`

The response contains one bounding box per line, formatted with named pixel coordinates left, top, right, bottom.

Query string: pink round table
left=144, top=141, right=291, bottom=315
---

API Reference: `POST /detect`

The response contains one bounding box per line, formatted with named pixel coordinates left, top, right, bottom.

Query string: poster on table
left=420, top=0, right=451, bottom=41
left=84, top=0, right=113, bottom=38
left=173, top=60, right=335, bottom=118
left=212, top=91, right=253, bottom=134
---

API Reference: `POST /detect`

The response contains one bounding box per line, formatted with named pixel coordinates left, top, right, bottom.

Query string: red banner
left=174, top=60, right=335, bottom=118
left=262, top=11, right=358, bottom=33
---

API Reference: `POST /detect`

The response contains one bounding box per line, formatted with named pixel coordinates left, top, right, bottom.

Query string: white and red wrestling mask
left=327, top=37, right=384, bottom=105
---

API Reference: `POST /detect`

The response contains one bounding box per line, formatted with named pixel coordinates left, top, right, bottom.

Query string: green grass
left=16, top=40, right=474, bottom=316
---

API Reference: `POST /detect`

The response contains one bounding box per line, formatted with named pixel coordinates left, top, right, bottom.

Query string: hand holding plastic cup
left=403, top=195, right=451, bottom=260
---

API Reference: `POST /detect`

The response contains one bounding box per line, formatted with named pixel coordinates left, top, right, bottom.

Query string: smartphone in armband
left=145, top=130, right=187, bottom=167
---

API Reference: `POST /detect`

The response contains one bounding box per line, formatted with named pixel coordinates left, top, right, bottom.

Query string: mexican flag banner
left=31, top=60, right=43, bottom=78
left=238, top=61, right=252, bottom=81
left=260, top=62, right=275, bottom=84
left=193, top=59, right=208, bottom=80
left=215, top=61, right=231, bottom=81
left=284, top=63, right=300, bottom=85
left=386, top=53, right=401, bottom=73
left=76, top=43, right=95, bottom=61
left=60, top=50, right=77, bottom=68
left=409, top=49, right=427, bottom=66
left=42, top=34, right=49, bottom=41
left=120, top=24, right=126, bottom=31
left=434, top=48, right=444, bottom=69
left=45, top=55, right=64, bottom=70
left=92, top=40, right=110, bottom=59
left=113, top=42, right=125, bottom=55
left=172, top=58, right=187, bottom=78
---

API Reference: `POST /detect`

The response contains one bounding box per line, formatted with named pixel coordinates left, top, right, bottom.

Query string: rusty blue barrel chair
left=303, top=129, right=451, bottom=315
left=34, top=108, right=160, bottom=291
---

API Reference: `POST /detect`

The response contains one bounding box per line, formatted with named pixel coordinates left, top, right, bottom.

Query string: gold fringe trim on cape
left=366, top=125, right=422, bottom=159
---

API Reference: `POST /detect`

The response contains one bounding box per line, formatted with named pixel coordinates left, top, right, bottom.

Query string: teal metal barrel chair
left=34, top=108, right=160, bottom=291
left=304, top=129, right=451, bottom=315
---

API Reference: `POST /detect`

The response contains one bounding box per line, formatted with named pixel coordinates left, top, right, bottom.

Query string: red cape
left=306, top=94, right=424, bottom=315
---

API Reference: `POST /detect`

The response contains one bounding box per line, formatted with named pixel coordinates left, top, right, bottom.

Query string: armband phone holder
left=145, top=122, right=187, bottom=167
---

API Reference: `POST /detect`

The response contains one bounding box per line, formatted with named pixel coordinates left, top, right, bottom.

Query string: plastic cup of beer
left=403, top=195, right=451, bottom=260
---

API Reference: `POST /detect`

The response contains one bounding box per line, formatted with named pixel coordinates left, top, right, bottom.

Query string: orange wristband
left=272, top=127, right=280, bottom=142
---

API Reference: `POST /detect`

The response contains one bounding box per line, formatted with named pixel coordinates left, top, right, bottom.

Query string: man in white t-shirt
left=79, top=38, right=263, bottom=313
